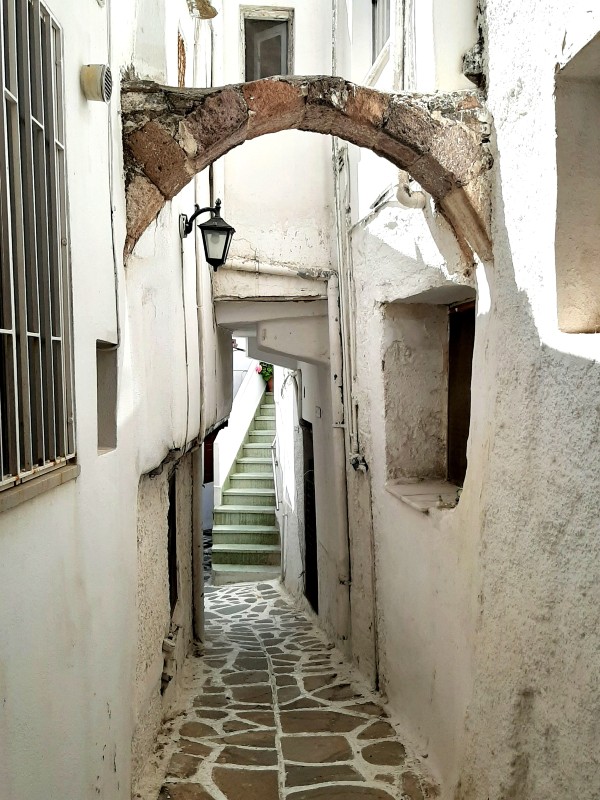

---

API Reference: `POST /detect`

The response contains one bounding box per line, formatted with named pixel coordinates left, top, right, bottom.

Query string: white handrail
left=271, top=437, right=280, bottom=512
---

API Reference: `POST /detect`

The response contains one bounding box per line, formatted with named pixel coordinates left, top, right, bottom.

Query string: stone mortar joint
left=121, top=75, right=493, bottom=260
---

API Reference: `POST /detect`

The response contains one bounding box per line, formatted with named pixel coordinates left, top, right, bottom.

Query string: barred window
left=0, top=0, right=75, bottom=494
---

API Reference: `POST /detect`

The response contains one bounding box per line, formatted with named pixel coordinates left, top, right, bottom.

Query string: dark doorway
left=167, top=471, right=178, bottom=613
left=302, top=423, right=319, bottom=613
left=447, top=301, right=476, bottom=486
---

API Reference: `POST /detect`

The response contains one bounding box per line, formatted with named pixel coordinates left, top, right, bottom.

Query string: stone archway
left=122, top=75, right=492, bottom=259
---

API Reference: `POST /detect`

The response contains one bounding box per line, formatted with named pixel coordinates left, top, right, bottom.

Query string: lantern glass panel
left=206, top=230, right=227, bottom=260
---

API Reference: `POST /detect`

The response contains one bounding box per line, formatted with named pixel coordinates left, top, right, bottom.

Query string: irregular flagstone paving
left=135, top=581, right=438, bottom=800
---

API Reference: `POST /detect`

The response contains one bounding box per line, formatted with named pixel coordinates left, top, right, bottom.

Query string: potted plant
left=256, top=361, right=274, bottom=392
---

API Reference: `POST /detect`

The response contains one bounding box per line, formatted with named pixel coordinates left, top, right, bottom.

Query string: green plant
left=256, top=361, right=273, bottom=382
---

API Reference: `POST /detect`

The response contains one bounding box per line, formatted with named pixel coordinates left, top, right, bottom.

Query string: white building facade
left=0, top=0, right=599, bottom=799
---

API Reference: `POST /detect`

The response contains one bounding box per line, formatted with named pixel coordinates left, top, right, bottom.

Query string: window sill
left=0, top=463, right=80, bottom=515
left=386, top=479, right=461, bottom=514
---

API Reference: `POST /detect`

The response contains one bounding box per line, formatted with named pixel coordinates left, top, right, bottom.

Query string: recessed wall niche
left=555, top=32, right=600, bottom=333
left=96, top=340, right=117, bottom=453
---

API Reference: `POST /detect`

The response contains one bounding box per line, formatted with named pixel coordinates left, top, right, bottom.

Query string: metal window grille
left=372, top=0, right=390, bottom=63
left=0, top=0, right=75, bottom=493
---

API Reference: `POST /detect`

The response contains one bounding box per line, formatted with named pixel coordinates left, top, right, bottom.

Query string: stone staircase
left=211, top=392, right=280, bottom=585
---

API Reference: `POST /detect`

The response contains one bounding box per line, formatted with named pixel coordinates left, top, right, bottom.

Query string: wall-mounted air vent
left=80, top=64, right=113, bottom=103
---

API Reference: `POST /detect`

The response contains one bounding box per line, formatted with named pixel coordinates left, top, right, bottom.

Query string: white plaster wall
left=233, top=339, right=253, bottom=396
left=431, top=0, right=478, bottom=91
left=453, top=4, right=600, bottom=799
left=410, top=0, right=478, bottom=93
left=297, top=362, right=343, bottom=642
left=272, top=357, right=342, bottom=634
left=218, top=0, right=335, bottom=274
left=348, top=204, right=478, bottom=790
left=214, top=361, right=265, bottom=501
left=274, top=368, right=305, bottom=598
left=257, top=316, right=330, bottom=366
left=345, top=7, right=600, bottom=800
left=0, top=2, right=217, bottom=798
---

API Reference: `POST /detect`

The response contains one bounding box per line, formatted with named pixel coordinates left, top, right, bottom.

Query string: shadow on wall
left=455, top=144, right=600, bottom=800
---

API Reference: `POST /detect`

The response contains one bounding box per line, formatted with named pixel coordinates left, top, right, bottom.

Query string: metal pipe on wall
left=192, top=17, right=206, bottom=642
left=327, top=273, right=351, bottom=645
left=192, top=446, right=205, bottom=641
left=221, top=259, right=331, bottom=282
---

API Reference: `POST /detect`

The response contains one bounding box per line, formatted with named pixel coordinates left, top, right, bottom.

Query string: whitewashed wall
left=342, top=3, right=600, bottom=800
left=274, top=368, right=305, bottom=598
left=348, top=204, right=478, bottom=789
left=0, top=1, right=225, bottom=798
left=214, top=361, right=265, bottom=504
left=453, top=5, right=600, bottom=800
left=217, top=0, right=335, bottom=275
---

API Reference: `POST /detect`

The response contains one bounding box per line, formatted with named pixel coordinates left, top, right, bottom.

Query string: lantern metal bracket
left=179, top=200, right=221, bottom=239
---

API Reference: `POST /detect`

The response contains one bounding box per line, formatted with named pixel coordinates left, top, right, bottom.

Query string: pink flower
left=256, top=364, right=262, bottom=373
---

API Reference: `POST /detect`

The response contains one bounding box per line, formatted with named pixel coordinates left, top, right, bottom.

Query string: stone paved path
left=135, top=581, right=438, bottom=800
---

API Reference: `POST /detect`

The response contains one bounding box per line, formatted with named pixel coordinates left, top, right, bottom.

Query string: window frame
left=240, top=6, right=294, bottom=82
left=0, top=0, right=76, bottom=503
left=371, top=0, right=391, bottom=64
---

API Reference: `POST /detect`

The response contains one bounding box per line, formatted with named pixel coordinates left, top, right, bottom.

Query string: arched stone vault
left=121, top=75, right=493, bottom=259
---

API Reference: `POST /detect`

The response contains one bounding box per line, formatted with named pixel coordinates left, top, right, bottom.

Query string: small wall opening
left=167, top=470, right=178, bottom=614
left=242, top=8, right=293, bottom=81
left=302, top=422, right=318, bottom=613
left=555, top=32, right=600, bottom=333
left=384, top=303, right=448, bottom=481
left=96, top=341, right=117, bottom=453
left=383, top=291, right=475, bottom=494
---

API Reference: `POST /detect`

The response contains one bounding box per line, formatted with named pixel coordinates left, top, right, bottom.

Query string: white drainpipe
left=221, top=259, right=332, bottom=282
left=327, top=273, right=351, bottom=645
left=396, top=169, right=426, bottom=209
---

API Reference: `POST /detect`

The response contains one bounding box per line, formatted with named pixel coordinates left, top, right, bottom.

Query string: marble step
left=212, top=525, right=280, bottom=545
left=253, top=417, right=276, bottom=430
left=235, top=457, right=273, bottom=473
left=213, top=504, right=276, bottom=526
left=212, top=543, right=281, bottom=566
left=222, top=488, right=276, bottom=506
left=242, top=444, right=272, bottom=458
left=229, top=473, right=275, bottom=490
left=211, top=563, right=280, bottom=586
left=248, top=431, right=275, bottom=444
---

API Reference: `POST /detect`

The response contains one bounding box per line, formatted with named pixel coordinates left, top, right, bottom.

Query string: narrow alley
left=135, top=581, right=437, bottom=800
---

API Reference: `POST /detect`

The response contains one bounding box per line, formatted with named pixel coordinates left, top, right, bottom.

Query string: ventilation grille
left=102, top=65, right=113, bottom=103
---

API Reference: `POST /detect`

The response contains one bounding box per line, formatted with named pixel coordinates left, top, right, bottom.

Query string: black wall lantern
left=180, top=199, right=235, bottom=270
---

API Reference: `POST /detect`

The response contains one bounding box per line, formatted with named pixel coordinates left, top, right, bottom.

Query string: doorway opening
left=302, top=421, right=319, bottom=613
